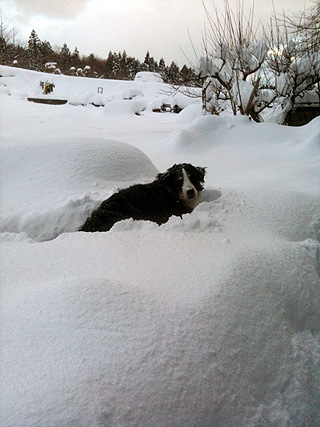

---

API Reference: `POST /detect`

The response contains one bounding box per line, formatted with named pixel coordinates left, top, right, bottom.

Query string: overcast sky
left=1, top=0, right=313, bottom=66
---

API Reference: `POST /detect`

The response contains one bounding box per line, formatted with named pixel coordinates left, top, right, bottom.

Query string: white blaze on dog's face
left=181, top=167, right=202, bottom=210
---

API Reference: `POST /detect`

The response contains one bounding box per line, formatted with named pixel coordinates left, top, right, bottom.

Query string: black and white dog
left=80, top=163, right=206, bottom=232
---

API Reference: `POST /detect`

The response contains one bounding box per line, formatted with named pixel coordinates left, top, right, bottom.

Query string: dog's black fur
left=79, top=163, right=206, bottom=232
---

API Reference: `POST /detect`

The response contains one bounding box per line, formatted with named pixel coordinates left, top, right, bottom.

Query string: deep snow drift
left=1, top=66, right=320, bottom=426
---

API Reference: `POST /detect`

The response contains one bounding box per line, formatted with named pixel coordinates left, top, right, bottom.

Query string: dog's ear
left=156, top=164, right=178, bottom=182
left=156, top=171, right=170, bottom=182
left=197, top=166, right=206, bottom=181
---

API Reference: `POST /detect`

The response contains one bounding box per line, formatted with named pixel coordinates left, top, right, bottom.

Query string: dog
left=79, top=163, right=206, bottom=232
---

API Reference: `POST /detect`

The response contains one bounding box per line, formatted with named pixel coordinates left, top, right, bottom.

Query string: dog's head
left=157, top=163, right=206, bottom=210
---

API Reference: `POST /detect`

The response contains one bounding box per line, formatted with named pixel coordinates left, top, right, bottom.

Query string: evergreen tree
left=71, top=47, right=81, bottom=70
left=127, top=56, right=141, bottom=80
left=112, top=52, right=122, bottom=78
left=3, top=27, right=201, bottom=85
left=27, top=29, right=41, bottom=70
left=59, top=43, right=71, bottom=74
left=0, top=35, right=6, bottom=64
left=87, top=53, right=97, bottom=76
left=164, top=61, right=180, bottom=84
left=12, top=43, right=29, bottom=68
left=39, top=40, right=54, bottom=70
left=143, top=50, right=157, bottom=72
left=159, top=58, right=166, bottom=73
left=105, top=51, right=114, bottom=78
left=179, top=64, right=198, bottom=85
left=119, top=50, right=128, bottom=79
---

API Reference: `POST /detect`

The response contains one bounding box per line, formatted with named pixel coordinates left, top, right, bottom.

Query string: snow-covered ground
left=1, top=66, right=319, bottom=426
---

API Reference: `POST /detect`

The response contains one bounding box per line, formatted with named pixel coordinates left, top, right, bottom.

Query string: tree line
left=0, top=26, right=198, bottom=85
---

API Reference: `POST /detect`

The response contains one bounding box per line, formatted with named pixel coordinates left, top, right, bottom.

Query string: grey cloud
left=11, top=0, right=91, bottom=19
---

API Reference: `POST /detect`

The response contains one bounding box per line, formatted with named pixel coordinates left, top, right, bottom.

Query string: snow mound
left=177, top=102, right=203, bottom=123
left=163, top=115, right=320, bottom=193
left=1, top=226, right=319, bottom=426
left=103, top=99, right=147, bottom=115
left=0, top=138, right=158, bottom=240
left=171, top=93, right=200, bottom=110
left=134, top=71, right=163, bottom=83
left=122, top=89, right=144, bottom=99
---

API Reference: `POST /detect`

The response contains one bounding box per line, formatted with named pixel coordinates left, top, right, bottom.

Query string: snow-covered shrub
left=76, top=68, right=85, bottom=77
left=134, top=72, right=163, bottom=83
left=103, top=99, right=147, bottom=116
left=267, top=44, right=320, bottom=124
left=90, top=94, right=110, bottom=107
left=196, top=39, right=268, bottom=121
left=68, top=93, right=91, bottom=106
left=121, top=89, right=144, bottom=100
left=83, top=65, right=91, bottom=77
left=45, top=62, right=58, bottom=73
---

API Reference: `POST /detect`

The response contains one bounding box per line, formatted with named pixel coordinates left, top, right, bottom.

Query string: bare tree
left=195, top=0, right=270, bottom=121
left=0, top=10, right=17, bottom=43
left=0, top=9, right=20, bottom=65
left=281, top=0, right=320, bottom=53
left=266, top=2, right=320, bottom=124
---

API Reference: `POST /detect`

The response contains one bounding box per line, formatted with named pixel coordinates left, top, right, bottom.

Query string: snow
left=103, top=98, right=147, bottom=116
left=1, top=66, right=320, bottom=426
left=233, top=80, right=254, bottom=111
left=134, top=71, right=164, bottom=83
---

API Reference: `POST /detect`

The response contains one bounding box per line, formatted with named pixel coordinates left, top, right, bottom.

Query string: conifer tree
left=27, top=29, right=41, bottom=70
left=165, top=61, right=180, bottom=83
left=71, top=47, right=81, bottom=69
left=0, top=35, right=6, bottom=64
left=159, top=58, right=166, bottom=73
left=40, top=40, right=54, bottom=70
left=59, top=43, right=71, bottom=74
left=143, top=50, right=157, bottom=72
left=105, top=51, right=115, bottom=78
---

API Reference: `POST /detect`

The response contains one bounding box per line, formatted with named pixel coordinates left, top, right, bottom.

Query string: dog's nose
left=187, top=189, right=195, bottom=197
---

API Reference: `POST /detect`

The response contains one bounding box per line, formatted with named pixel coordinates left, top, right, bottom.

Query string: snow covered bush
left=103, top=99, right=147, bottom=116
left=266, top=16, right=320, bottom=124
left=121, top=89, right=144, bottom=100
left=45, top=62, right=58, bottom=73
left=195, top=1, right=269, bottom=121
left=134, top=71, right=163, bottom=83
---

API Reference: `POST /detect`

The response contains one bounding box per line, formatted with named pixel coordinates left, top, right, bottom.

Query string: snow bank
left=162, top=115, right=320, bottom=194
left=1, top=67, right=320, bottom=427
left=0, top=137, right=158, bottom=241
left=0, top=65, right=169, bottom=106
left=177, top=102, right=203, bottom=123
left=1, top=213, right=319, bottom=426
